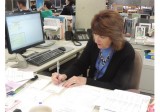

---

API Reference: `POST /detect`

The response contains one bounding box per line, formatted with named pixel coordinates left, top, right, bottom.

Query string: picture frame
left=139, top=23, right=151, bottom=35
left=135, top=26, right=146, bottom=39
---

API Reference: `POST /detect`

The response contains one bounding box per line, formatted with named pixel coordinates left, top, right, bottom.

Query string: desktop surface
left=5, top=74, right=151, bottom=112
left=6, top=40, right=87, bottom=73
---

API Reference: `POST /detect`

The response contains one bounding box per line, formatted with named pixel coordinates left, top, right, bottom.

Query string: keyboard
left=26, top=49, right=65, bottom=66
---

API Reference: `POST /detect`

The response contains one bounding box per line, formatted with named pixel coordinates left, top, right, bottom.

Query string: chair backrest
left=129, top=50, right=143, bottom=89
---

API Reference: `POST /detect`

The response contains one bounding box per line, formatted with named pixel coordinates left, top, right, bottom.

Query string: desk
left=6, top=40, right=87, bottom=73
left=6, top=74, right=151, bottom=112
left=5, top=74, right=102, bottom=112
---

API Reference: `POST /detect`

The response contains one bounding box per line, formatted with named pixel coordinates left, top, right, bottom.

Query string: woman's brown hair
left=91, top=10, right=125, bottom=51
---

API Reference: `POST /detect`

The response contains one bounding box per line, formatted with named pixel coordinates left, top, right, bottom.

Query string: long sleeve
left=63, top=39, right=95, bottom=79
left=63, top=40, right=135, bottom=90
left=60, top=5, right=73, bottom=15
left=86, top=42, right=135, bottom=90
left=87, top=53, right=134, bottom=90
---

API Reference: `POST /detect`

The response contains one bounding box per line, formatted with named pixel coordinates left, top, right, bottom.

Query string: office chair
left=129, top=50, right=142, bottom=90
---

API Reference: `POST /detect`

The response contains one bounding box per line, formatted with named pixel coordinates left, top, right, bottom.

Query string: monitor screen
left=5, top=12, right=45, bottom=54
left=55, top=0, right=61, bottom=8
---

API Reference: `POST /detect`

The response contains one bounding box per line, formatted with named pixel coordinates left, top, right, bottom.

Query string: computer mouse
left=58, top=47, right=66, bottom=51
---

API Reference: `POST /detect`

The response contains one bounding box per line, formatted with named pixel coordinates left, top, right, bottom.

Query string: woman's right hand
left=51, top=72, right=67, bottom=85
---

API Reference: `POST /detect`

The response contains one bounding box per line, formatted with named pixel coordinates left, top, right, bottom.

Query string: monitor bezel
left=55, top=0, right=61, bottom=8
left=5, top=12, right=45, bottom=54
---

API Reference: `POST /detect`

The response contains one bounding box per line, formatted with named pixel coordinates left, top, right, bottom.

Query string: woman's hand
left=51, top=72, right=67, bottom=85
left=63, top=76, right=87, bottom=88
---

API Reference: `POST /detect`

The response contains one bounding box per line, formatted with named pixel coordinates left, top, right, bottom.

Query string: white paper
left=49, top=85, right=102, bottom=112
left=44, top=18, right=60, bottom=27
left=44, top=83, right=65, bottom=93
left=5, top=68, right=34, bottom=82
left=101, top=89, right=151, bottom=112
left=43, top=26, right=59, bottom=31
left=5, top=80, right=28, bottom=93
left=6, top=87, right=52, bottom=112
left=43, top=18, right=60, bottom=31
left=29, top=79, right=51, bottom=90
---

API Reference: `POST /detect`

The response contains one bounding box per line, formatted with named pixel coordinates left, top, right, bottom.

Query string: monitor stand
left=7, top=54, right=28, bottom=69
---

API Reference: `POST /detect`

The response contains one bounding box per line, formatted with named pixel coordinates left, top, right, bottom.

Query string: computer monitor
left=5, top=12, right=45, bottom=54
left=61, top=0, right=66, bottom=5
left=55, top=0, right=61, bottom=8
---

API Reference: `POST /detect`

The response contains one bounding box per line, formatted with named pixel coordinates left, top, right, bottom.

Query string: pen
left=57, top=61, right=60, bottom=75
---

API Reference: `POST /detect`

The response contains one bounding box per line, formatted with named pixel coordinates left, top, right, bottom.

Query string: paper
left=5, top=68, right=34, bottom=82
left=49, top=85, right=102, bottom=112
left=44, top=18, right=60, bottom=31
left=144, top=38, right=154, bottom=46
left=5, top=99, right=21, bottom=112
left=101, top=89, right=151, bottom=112
left=14, top=88, right=52, bottom=108
left=5, top=80, right=28, bottom=93
left=43, top=26, right=59, bottom=31
left=44, top=18, right=60, bottom=27
left=44, top=83, right=65, bottom=93
left=29, top=79, right=51, bottom=90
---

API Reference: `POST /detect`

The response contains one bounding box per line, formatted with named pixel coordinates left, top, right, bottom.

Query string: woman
left=40, top=1, right=53, bottom=18
left=60, top=0, right=75, bottom=15
left=52, top=10, right=135, bottom=90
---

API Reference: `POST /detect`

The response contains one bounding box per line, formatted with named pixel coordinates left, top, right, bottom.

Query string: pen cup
left=29, top=105, right=52, bottom=112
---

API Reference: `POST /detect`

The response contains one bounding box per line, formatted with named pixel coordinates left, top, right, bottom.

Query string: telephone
left=74, top=29, right=90, bottom=41
left=65, top=28, right=90, bottom=41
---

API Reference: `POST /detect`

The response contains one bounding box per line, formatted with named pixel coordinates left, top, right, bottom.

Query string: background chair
left=129, top=49, right=143, bottom=90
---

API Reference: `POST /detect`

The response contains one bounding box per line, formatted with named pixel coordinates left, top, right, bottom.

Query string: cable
left=72, top=40, right=82, bottom=46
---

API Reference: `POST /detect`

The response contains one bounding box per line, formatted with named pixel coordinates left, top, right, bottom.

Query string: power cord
left=72, top=40, right=82, bottom=46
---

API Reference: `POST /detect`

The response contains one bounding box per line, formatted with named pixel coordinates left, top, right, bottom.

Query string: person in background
left=52, top=10, right=135, bottom=90
left=40, top=1, right=53, bottom=18
left=60, top=0, right=75, bottom=15
left=14, top=0, right=31, bottom=12
left=31, top=1, right=36, bottom=11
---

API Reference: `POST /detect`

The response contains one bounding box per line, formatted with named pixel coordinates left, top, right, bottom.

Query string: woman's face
left=94, top=34, right=112, bottom=49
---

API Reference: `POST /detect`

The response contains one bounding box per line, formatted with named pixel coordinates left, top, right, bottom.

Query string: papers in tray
left=43, top=18, right=60, bottom=31
left=43, top=26, right=59, bottom=31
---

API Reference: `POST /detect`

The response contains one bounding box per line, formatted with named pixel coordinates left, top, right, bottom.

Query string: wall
left=110, top=0, right=140, bottom=6
left=109, top=0, right=154, bottom=6
left=76, top=0, right=106, bottom=30
left=141, top=0, right=154, bottom=7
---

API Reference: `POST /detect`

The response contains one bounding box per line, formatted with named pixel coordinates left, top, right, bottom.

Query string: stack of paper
left=5, top=68, right=34, bottom=82
left=100, top=89, right=151, bottom=112
left=5, top=80, right=28, bottom=93
left=144, top=38, right=154, bottom=46
left=48, top=85, right=102, bottom=112
left=44, top=18, right=60, bottom=31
